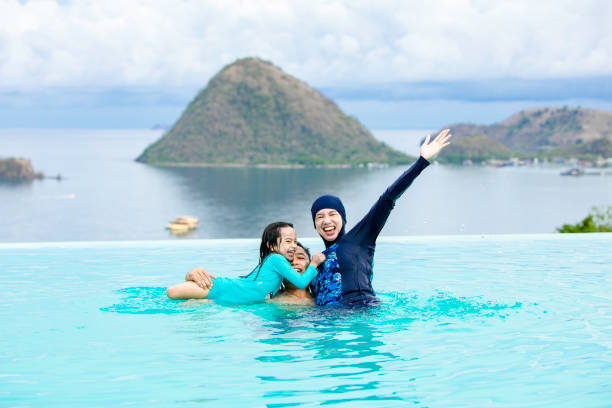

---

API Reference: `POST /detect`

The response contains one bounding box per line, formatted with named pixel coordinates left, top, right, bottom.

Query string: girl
left=309, top=129, right=452, bottom=306
left=166, top=222, right=325, bottom=304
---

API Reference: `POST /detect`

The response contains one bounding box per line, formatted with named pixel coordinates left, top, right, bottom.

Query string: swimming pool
left=1, top=234, right=610, bottom=407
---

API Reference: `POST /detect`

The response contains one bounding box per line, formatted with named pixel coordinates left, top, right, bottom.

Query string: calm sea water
left=1, top=128, right=612, bottom=242
left=0, top=235, right=610, bottom=407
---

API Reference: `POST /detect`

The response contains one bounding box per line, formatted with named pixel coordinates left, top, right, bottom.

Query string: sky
left=1, top=0, right=612, bottom=129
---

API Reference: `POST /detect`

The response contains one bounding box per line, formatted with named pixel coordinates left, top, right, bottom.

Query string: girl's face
left=272, top=226, right=297, bottom=261
left=314, top=208, right=343, bottom=242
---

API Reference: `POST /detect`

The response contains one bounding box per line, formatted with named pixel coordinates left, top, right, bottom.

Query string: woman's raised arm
left=348, top=129, right=452, bottom=245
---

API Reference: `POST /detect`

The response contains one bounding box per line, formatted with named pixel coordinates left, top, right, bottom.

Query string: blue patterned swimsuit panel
left=311, top=243, right=343, bottom=306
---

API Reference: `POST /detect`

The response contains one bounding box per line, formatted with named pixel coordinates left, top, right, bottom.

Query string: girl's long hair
left=242, top=221, right=293, bottom=280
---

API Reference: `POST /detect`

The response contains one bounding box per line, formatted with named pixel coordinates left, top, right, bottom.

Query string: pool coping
left=1, top=232, right=611, bottom=249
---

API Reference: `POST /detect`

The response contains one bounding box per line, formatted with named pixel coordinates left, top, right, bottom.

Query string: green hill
left=137, top=58, right=411, bottom=166
left=437, top=107, right=612, bottom=163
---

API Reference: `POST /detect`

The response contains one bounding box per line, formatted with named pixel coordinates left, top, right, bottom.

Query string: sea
left=1, top=128, right=612, bottom=243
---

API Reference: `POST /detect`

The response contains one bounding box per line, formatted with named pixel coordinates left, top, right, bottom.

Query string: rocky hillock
left=0, top=158, right=44, bottom=181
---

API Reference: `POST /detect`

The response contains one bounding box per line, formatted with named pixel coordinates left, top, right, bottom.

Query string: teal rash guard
left=207, top=254, right=318, bottom=304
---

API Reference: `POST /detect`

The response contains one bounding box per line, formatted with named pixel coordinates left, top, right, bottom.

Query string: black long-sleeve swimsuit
left=310, top=156, right=430, bottom=306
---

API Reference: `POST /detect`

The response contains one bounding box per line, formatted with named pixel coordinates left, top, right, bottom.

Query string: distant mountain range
left=138, top=58, right=411, bottom=167
left=437, top=107, right=612, bottom=163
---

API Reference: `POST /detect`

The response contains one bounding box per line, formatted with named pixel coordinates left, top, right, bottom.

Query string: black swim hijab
left=311, top=195, right=346, bottom=224
left=311, top=195, right=346, bottom=245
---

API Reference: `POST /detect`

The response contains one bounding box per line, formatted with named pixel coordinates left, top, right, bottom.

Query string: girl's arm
left=349, top=129, right=451, bottom=246
left=269, top=253, right=325, bottom=289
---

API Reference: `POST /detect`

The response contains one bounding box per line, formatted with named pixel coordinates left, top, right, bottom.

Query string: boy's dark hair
left=296, top=241, right=311, bottom=261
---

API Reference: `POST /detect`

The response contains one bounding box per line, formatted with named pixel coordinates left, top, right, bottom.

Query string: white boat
left=166, top=216, right=199, bottom=234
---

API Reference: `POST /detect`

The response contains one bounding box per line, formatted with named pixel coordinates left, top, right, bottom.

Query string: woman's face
left=291, top=246, right=310, bottom=273
left=273, top=226, right=297, bottom=261
left=314, top=208, right=343, bottom=242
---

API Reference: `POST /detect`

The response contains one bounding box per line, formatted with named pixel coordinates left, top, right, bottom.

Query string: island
left=137, top=57, right=412, bottom=167
left=0, top=158, right=44, bottom=181
left=436, top=107, right=612, bottom=165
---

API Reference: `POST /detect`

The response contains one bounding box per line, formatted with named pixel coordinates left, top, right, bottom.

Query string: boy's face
left=290, top=246, right=310, bottom=273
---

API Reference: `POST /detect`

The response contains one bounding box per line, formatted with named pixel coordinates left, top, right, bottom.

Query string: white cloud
left=0, top=0, right=611, bottom=90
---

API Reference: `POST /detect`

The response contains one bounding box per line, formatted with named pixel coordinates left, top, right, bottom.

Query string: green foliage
left=437, top=135, right=514, bottom=164
left=557, top=206, right=612, bottom=233
left=508, top=116, right=531, bottom=136
left=540, top=138, right=612, bottom=161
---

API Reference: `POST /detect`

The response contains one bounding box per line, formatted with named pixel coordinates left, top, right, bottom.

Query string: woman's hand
left=420, top=129, right=452, bottom=160
left=310, top=252, right=326, bottom=268
left=185, top=267, right=217, bottom=290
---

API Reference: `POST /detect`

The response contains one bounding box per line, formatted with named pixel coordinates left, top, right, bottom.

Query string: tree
left=557, top=206, right=612, bottom=233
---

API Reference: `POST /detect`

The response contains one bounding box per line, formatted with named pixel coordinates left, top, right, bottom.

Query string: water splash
left=378, top=291, right=523, bottom=320
left=101, top=287, right=522, bottom=323
left=100, top=287, right=207, bottom=314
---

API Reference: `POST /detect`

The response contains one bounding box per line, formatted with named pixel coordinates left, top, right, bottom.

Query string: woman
left=309, top=129, right=452, bottom=306
left=166, top=222, right=325, bottom=304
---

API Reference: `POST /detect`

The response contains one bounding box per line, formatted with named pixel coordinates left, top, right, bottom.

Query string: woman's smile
left=314, top=208, right=343, bottom=242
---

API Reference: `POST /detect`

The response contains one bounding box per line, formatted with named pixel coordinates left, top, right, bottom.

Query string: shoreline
left=139, top=161, right=391, bottom=169
left=138, top=160, right=612, bottom=171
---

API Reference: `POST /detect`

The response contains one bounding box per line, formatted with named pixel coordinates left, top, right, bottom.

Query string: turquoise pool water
left=1, top=235, right=610, bottom=407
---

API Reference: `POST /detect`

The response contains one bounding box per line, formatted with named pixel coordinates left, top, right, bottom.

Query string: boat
left=560, top=167, right=584, bottom=176
left=166, top=216, right=199, bottom=234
